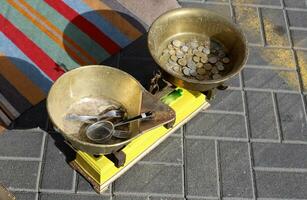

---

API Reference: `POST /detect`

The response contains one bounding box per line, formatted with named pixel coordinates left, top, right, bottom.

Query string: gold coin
left=204, top=63, right=212, bottom=70
left=178, top=58, right=187, bottom=66
left=201, top=56, right=208, bottom=63
left=169, top=49, right=176, bottom=55
left=168, top=44, right=173, bottom=50
left=222, top=57, right=230, bottom=63
left=196, top=62, right=203, bottom=68
left=193, top=56, right=200, bottom=63
left=211, top=67, right=219, bottom=74
left=171, top=55, right=178, bottom=62
left=172, top=40, right=182, bottom=48
left=197, top=68, right=206, bottom=75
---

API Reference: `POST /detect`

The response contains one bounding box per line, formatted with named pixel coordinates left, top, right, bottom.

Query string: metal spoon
left=65, top=109, right=125, bottom=123
left=85, top=111, right=153, bottom=143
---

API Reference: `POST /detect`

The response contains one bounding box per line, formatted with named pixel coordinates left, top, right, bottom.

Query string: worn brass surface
left=47, top=65, right=175, bottom=155
left=148, top=8, right=248, bottom=91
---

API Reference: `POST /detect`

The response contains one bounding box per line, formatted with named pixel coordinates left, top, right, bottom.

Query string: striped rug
left=0, top=0, right=179, bottom=129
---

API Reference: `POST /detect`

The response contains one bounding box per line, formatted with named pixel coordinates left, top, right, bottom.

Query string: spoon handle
left=114, top=111, right=153, bottom=127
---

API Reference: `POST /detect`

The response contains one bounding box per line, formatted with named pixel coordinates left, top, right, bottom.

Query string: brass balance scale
left=47, top=8, right=247, bottom=193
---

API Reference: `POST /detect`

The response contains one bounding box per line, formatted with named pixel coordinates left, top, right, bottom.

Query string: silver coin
left=187, top=60, right=196, bottom=70
left=172, top=40, right=182, bottom=48
left=208, top=56, right=218, bottom=64
left=216, top=62, right=225, bottom=71
left=181, top=45, right=189, bottom=52
left=182, top=67, right=191, bottom=76
left=190, top=41, right=198, bottom=49
left=176, top=50, right=184, bottom=58
left=222, top=57, right=230, bottom=63
left=211, top=67, right=219, bottom=74
left=190, top=69, right=197, bottom=77
left=204, top=63, right=213, bottom=70
left=203, top=48, right=210, bottom=55
left=197, top=68, right=206, bottom=75
left=197, top=46, right=204, bottom=52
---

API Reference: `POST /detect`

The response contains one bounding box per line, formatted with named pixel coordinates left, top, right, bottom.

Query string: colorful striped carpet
left=0, top=0, right=179, bottom=129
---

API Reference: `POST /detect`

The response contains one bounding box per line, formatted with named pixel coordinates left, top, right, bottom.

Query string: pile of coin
left=159, top=39, right=230, bottom=80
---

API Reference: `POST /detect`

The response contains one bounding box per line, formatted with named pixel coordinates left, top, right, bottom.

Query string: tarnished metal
left=148, top=8, right=248, bottom=91
left=47, top=65, right=175, bottom=155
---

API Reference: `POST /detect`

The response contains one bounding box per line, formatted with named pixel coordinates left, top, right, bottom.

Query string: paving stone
left=40, top=133, right=76, bottom=191
left=226, top=74, right=241, bottom=88
left=114, top=163, right=182, bottom=195
left=261, top=8, right=289, bottom=47
left=232, top=0, right=281, bottom=6
left=253, top=142, right=307, bottom=168
left=246, top=91, right=278, bottom=139
left=255, top=171, right=307, bottom=198
left=291, top=30, right=307, bottom=49
left=12, top=192, right=37, bottom=200
left=150, top=197, right=185, bottom=200
left=0, top=160, right=39, bottom=189
left=246, top=46, right=295, bottom=69
left=77, top=174, right=110, bottom=194
left=40, top=193, right=110, bottom=200
left=185, top=112, right=247, bottom=138
left=276, top=93, right=307, bottom=141
left=234, top=6, right=262, bottom=44
left=219, top=141, right=253, bottom=198
left=142, top=136, right=182, bottom=164
left=287, top=10, right=307, bottom=28
left=0, top=129, right=44, bottom=158
left=284, top=0, right=307, bottom=8
left=296, top=50, right=307, bottom=92
left=113, top=196, right=147, bottom=200
left=179, top=2, right=231, bottom=19
left=185, top=139, right=217, bottom=197
left=243, top=68, right=300, bottom=91
left=207, top=89, right=243, bottom=112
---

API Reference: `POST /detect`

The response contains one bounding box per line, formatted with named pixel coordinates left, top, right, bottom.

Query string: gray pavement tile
left=284, top=0, right=307, bottom=8
left=255, top=171, right=307, bottom=198
left=0, top=160, right=39, bottom=189
left=179, top=2, right=231, bottom=19
left=232, top=0, right=281, bottom=6
left=296, top=50, right=307, bottom=92
left=185, top=139, right=217, bottom=197
left=39, top=193, right=110, bottom=200
left=219, top=141, right=253, bottom=198
left=276, top=93, right=307, bottom=141
left=246, top=91, right=278, bottom=139
left=226, top=74, right=241, bottom=88
left=12, top=192, right=37, bottom=200
left=150, top=197, right=185, bottom=200
left=113, top=196, right=147, bottom=200
left=246, top=46, right=295, bottom=69
left=186, top=112, right=247, bottom=138
left=141, top=136, right=182, bottom=164
left=40, top=133, right=76, bottom=191
left=261, top=8, right=290, bottom=47
left=291, top=30, right=307, bottom=49
left=243, top=68, right=300, bottom=91
left=207, top=89, right=243, bottom=112
left=77, top=174, right=110, bottom=194
left=234, top=6, right=262, bottom=44
left=0, top=129, right=44, bottom=158
left=253, top=142, right=307, bottom=168
left=287, top=10, right=307, bottom=28
left=114, top=163, right=182, bottom=195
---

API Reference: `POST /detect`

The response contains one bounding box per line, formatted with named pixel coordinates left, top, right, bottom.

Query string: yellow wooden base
left=71, top=89, right=209, bottom=193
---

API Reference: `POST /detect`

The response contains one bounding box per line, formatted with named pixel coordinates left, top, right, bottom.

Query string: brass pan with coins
left=148, top=8, right=248, bottom=92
